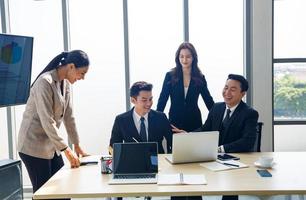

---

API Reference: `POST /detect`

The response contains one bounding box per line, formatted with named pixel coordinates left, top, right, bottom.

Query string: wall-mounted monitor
left=0, top=33, right=33, bottom=107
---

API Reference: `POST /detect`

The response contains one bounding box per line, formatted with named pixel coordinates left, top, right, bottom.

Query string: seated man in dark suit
left=173, top=74, right=259, bottom=200
left=196, top=74, right=259, bottom=154
left=109, top=81, right=172, bottom=154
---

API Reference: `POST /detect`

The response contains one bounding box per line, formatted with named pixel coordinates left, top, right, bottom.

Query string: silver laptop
left=108, top=142, right=158, bottom=185
left=165, top=131, right=219, bottom=164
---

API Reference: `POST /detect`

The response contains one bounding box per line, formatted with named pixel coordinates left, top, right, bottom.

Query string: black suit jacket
left=109, top=108, right=172, bottom=154
left=157, top=71, right=214, bottom=132
left=196, top=101, right=259, bottom=153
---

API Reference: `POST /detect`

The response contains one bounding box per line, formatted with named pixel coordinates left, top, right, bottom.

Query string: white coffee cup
left=258, top=156, right=273, bottom=167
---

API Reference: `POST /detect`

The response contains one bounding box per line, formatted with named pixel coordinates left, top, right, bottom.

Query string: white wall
left=249, top=0, right=273, bottom=151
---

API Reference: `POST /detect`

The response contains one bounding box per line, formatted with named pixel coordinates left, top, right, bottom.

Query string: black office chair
left=254, top=122, right=263, bottom=152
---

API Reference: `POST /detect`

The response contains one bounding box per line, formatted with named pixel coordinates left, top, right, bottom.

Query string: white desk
left=33, top=152, right=306, bottom=199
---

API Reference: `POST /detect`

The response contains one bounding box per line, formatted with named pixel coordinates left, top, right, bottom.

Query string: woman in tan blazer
left=18, top=50, right=90, bottom=194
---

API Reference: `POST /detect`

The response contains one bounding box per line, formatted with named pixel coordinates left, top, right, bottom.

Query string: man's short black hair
left=130, top=81, right=153, bottom=98
left=227, top=74, right=249, bottom=92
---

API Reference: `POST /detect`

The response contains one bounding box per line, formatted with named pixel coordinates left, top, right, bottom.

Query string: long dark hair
left=170, top=42, right=204, bottom=86
left=31, top=50, right=89, bottom=86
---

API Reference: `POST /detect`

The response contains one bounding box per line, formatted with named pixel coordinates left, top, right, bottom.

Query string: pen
left=222, top=162, right=239, bottom=167
left=80, top=161, right=98, bottom=166
left=132, top=137, right=139, bottom=143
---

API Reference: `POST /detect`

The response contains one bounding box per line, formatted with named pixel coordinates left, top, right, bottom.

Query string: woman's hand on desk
left=74, top=144, right=90, bottom=158
left=64, top=147, right=81, bottom=168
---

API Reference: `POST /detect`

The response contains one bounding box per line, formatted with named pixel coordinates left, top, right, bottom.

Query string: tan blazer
left=18, top=69, right=79, bottom=159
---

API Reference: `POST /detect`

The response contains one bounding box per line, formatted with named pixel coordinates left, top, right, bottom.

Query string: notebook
left=165, top=131, right=219, bottom=164
left=108, top=142, right=158, bottom=185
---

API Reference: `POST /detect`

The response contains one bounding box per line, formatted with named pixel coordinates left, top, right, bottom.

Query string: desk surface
left=33, top=152, right=306, bottom=199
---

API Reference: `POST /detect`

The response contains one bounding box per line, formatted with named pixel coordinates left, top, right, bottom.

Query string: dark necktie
left=222, top=109, right=231, bottom=128
left=140, top=117, right=147, bottom=142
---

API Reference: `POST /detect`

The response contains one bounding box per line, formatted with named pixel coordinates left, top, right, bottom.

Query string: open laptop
left=165, top=131, right=219, bottom=164
left=108, top=142, right=158, bottom=185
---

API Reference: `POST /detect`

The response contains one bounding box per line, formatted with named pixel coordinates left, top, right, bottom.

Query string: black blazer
left=109, top=108, right=172, bottom=154
left=196, top=101, right=259, bottom=153
left=157, top=71, right=214, bottom=132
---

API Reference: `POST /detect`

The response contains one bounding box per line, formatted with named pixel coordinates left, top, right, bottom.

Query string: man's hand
left=171, top=124, right=186, bottom=134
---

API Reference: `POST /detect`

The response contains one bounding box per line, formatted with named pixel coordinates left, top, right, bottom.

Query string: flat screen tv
left=0, top=33, right=33, bottom=107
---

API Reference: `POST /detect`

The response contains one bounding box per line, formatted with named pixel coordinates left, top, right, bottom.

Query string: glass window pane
left=9, top=0, right=64, bottom=186
left=274, top=63, right=306, bottom=120
left=70, top=0, right=125, bottom=154
left=128, top=0, right=183, bottom=109
left=189, top=0, right=244, bottom=117
left=0, top=108, right=8, bottom=159
left=274, top=0, right=306, bottom=58
left=274, top=125, right=306, bottom=151
left=0, top=7, right=6, bottom=159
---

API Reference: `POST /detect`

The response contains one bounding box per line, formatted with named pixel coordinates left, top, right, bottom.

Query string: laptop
left=165, top=131, right=219, bottom=164
left=108, top=142, right=158, bottom=185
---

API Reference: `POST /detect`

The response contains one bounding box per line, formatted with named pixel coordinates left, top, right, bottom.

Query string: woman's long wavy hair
left=170, top=42, right=204, bottom=86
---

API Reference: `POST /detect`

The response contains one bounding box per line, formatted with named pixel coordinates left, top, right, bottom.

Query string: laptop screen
left=112, top=142, right=158, bottom=174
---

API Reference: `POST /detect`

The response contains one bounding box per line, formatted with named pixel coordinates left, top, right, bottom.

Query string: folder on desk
left=200, top=160, right=248, bottom=172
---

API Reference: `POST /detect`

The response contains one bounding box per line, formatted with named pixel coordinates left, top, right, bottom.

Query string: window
left=274, top=62, right=306, bottom=119
left=274, top=125, right=306, bottom=151
left=274, top=0, right=306, bottom=121
left=9, top=0, right=64, bottom=186
left=0, top=9, right=7, bottom=159
left=274, top=0, right=306, bottom=58
left=128, top=0, right=183, bottom=108
left=69, top=0, right=125, bottom=154
left=189, top=0, right=244, bottom=119
left=273, top=0, right=306, bottom=151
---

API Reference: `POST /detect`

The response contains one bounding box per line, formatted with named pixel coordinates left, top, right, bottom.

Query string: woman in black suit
left=157, top=42, right=214, bottom=132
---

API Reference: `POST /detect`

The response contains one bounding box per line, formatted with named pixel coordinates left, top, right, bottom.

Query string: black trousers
left=19, top=152, right=69, bottom=200
left=222, top=195, right=238, bottom=200
left=171, top=195, right=237, bottom=200
left=171, top=196, right=202, bottom=200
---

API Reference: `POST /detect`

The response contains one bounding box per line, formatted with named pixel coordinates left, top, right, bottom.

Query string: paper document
left=158, top=173, right=207, bottom=185
left=200, top=160, right=248, bottom=172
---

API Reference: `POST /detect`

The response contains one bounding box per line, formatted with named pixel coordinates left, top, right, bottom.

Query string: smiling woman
left=17, top=50, right=90, bottom=194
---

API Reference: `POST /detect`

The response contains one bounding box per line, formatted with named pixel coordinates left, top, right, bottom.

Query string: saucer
left=254, top=161, right=275, bottom=168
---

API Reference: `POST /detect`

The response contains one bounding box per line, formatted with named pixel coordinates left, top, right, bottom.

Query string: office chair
left=254, top=122, right=263, bottom=152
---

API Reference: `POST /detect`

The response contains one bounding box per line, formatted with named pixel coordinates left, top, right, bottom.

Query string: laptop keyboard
left=114, top=174, right=156, bottom=179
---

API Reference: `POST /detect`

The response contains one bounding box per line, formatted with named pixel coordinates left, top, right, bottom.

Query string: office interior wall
left=249, top=0, right=273, bottom=151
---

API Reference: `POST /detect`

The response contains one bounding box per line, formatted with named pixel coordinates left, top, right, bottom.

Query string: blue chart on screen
left=0, top=34, right=33, bottom=107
